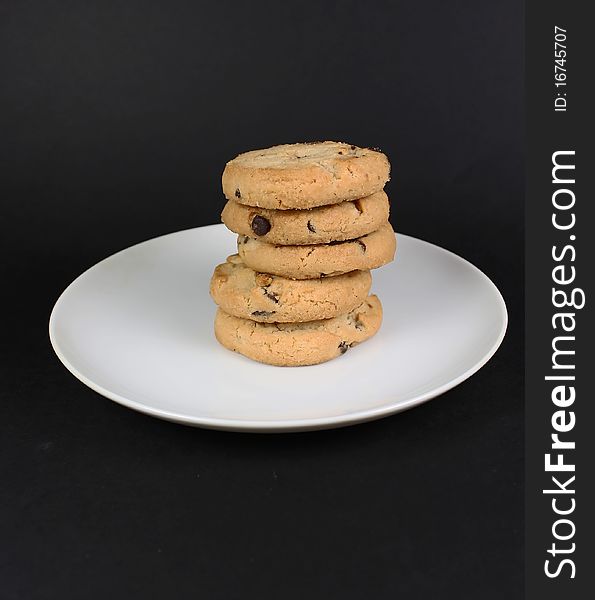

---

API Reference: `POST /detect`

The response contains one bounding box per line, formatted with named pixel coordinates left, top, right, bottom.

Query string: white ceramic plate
left=49, top=224, right=507, bottom=432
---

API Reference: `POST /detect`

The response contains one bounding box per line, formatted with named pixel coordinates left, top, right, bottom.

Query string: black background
left=0, top=1, right=523, bottom=598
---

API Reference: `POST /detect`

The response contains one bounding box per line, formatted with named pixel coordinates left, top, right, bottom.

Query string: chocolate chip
left=357, top=240, right=367, bottom=253
left=251, top=310, right=276, bottom=317
left=251, top=215, right=271, bottom=236
left=263, top=290, right=279, bottom=303
left=350, top=145, right=356, bottom=150
left=338, top=151, right=343, bottom=155
left=235, top=188, right=241, bottom=198
left=338, top=341, right=350, bottom=354
left=307, top=220, right=316, bottom=233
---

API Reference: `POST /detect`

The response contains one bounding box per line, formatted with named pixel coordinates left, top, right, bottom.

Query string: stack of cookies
left=210, top=141, right=396, bottom=366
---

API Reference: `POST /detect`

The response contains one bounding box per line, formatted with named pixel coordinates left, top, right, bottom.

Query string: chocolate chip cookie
left=237, top=222, right=396, bottom=279
left=210, top=254, right=372, bottom=322
left=222, top=142, right=390, bottom=210
left=221, top=190, right=390, bottom=245
left=214, top=295, right=383, bottom=366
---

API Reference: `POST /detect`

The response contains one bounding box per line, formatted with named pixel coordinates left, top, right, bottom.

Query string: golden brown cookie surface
left=221, top=191, right=390, bottom=245
left=214, top=295, right=383, bottom=366
left=237, top=222, right=396, bottom=279
left=210, top=255, right=372, bottom=323
left=222, top=142, right=390, bottom=210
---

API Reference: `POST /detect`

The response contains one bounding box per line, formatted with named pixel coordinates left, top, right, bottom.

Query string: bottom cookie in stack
left=214, top=295, right=383, bottom=367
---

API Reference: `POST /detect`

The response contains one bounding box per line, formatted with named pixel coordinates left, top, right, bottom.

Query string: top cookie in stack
left=212, top=141, right=395, bottom=366
left=222, top=141, right=390, bottom=210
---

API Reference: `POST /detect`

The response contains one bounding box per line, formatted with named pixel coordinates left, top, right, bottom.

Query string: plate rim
left=49, top=224, right=508, bottom=432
